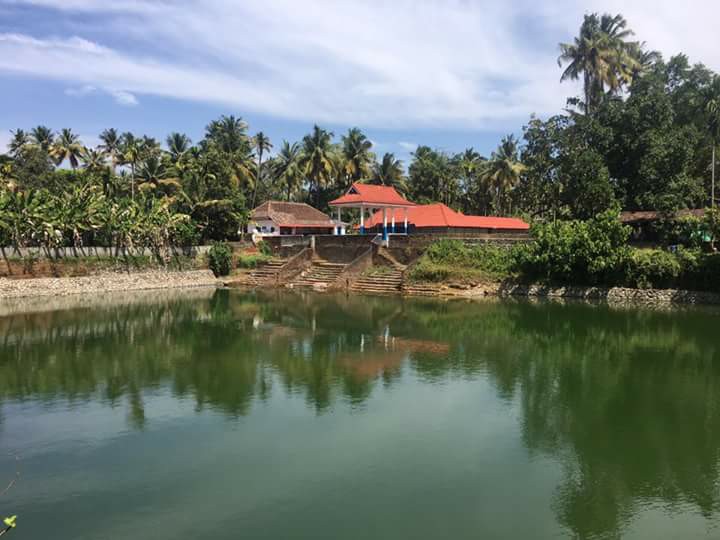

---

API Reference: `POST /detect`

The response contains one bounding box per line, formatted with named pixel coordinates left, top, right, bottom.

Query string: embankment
left=404, top=281, right=720, bottom=305
left=0, top=270, right=219, bottom=300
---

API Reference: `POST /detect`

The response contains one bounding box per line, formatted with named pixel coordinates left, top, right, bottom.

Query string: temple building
left=247, top=201, right=341, bottom=237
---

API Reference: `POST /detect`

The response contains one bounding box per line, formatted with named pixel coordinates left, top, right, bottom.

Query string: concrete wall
left=263, top=236, right=311, bottom=258
left=265, top=233, right=530, bottom=264
left=314, top=235, right=375, bottom=263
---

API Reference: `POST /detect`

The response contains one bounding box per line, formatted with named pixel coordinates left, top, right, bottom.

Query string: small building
left=329, top=183, right=417, bottom=239
left=247, top=201, right=341, bottom=237
left=619, top=209, right=709, bottom=244
left=363, top=203, right=530, bottom=234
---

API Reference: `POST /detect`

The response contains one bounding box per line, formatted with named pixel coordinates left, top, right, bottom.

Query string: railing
left=275, top=247, right=314, bottom=285
left=330, top=246, right=375, bottom=291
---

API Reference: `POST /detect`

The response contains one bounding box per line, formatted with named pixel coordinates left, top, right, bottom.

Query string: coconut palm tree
left=705, top=75, right=720, bottom=208
left=7, top=130, right=29, bottom=158
left=30, top=125, right=55, bottom=152
left=119, top=132, right=141, bottom=199
left=341, top=128, right=374, bottom=186
left=251, top=131, right=273, bottom=208
left=99, top=128, right=122, bottom=173
left=166, top=132, right=192, bottom=163
left=558, top=13, right=639, bottom=113
left=371, top=153, right=407, bottom=193
left=481, top=135, right=525, bottom=215
left=81, top=147, right=108, bottom=174
left=50, top=128, right=83, bottom=169
left=300, top=125, right=335, bottom=206
left=455, top=148, right=488, bottom=213
left=273, top=141, right=303, bottom=201
left=204, top=115, right=249, bottom=153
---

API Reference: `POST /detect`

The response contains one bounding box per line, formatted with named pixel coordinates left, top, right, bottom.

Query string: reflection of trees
left=2, top=291, right=720, bottom=537
left=394, top=298, right=720, bottom=538
left=0, top=290, right=423, bottom=418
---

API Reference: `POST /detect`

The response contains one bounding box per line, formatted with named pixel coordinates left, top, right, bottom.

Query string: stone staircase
left=236, top=258, right=287, bottom=286
left=291, top=259, right=346, bottom=289
left=401, top=283, right=444, bottom=296
left=350, top=266, right=404, bottom=295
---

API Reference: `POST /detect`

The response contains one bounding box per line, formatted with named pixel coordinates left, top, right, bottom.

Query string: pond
left=1, top=289, right=720, bottom=539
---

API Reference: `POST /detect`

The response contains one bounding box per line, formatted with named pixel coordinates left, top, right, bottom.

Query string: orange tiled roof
left=363, top=203, right=530, bottom=230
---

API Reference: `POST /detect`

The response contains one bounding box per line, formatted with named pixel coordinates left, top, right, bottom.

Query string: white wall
left=247, top=219, right=280, bottom=236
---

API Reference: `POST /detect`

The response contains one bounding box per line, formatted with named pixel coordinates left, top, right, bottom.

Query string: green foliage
left=207, top=242, right=233, bottom=276
left=237, top=253, right=270, bottom=269
left=256, top=240, right=272, bottom=257
left=624, top=249, right=682, bottom=289
left=514, top=210, right=631, bottom=285
left=408, top=239, right=514, bottom=283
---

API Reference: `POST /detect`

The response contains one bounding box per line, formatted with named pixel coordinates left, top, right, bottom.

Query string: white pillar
left=391, top=210, right=396, bottom=234
left=382, top=207, right=388, bottom=241
left=404, top=207, right=409, bottom=233
left=336, top=207, right=341, bottom=235
left=360, top=205, right=365, bottom=234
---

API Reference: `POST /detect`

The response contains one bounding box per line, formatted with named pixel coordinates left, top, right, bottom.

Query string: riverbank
left=403, top=280, right=720, bottom=305
left=0, top=269, right=220, bottom=300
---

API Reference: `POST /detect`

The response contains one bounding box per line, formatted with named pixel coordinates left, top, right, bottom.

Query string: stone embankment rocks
left=406, top=281, right=720, bottom=305
left=0, top=270, right=220, bottom=299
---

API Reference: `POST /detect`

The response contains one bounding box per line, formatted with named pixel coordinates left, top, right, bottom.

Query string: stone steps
left=243, top=258, right=287, bottom=286
left=350, top=267, right=404, bottom=295
left=291, top=259, right=347, bottom=288
left=402, top=283, right=443, bottom=296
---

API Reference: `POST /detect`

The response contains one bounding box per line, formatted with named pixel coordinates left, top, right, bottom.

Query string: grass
left=406, top=239, right=515, bottom=284
left=236, top=252, right=272, bottom=269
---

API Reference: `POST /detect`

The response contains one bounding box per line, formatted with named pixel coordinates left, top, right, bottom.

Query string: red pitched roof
left=363, top=204, right=530, bottom=231
left=329, top=183, right=415, bottom=207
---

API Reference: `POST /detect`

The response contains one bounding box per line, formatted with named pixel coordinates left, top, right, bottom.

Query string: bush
left=256, top=240, right=272, bottom=257
left=237, top=253, right=270, bottom=269
left=207, top=242, right=233, bottom=276
left=513, top=210, right=630, bottom=285
left=682, top=252, right=720, bottom=293
left=408, top=240, right=514, bottom=283
left=624, top=249, right=682, bottom=289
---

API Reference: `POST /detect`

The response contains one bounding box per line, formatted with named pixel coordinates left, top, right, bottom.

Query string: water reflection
left=1, top=289, right=720, bottom=538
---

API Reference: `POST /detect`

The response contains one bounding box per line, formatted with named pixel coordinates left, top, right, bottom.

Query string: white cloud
left=398, top=141, right=418, bottom=152
left=107, top=89, right=138, bottom=106
left=64, top=84, right=96, bottom=97
left=65, top=84, right=138, bottom=106
left=1, top=0, right=719, bottom=131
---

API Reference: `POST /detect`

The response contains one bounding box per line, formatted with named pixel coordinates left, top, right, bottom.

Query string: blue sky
left=1, top=0, right=719, bottom=163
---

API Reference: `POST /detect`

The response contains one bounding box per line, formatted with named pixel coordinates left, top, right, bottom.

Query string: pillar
left=391, top=209, right=396, bottom=234
left=404, top=207, right=409, bottom=233
left=336, top=207, right=342, bottom=235
left=382, top=207, right=388, bottom=241
left=360, top=206, right=365, bottom=235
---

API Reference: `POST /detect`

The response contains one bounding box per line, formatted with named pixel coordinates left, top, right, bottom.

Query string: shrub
left=513, top=210, right=631, bottom=285
left=207, top=241, right=233, bottom=276
left=409, top=239, right=515, bottom=283
left=624, top=249, right=681, bottom=289
left=256, top=240, right=272, bottom=257
left=684, top=252, right=720, bottom=293
left=237, top=253, right=270, bottom=269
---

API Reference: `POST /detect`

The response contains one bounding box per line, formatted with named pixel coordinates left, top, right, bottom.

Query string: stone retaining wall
left=496, top=284, right=720, bottom=305
left=0, top=270, right=219, bottom=299
left=418, top=281, right=720, bottom=306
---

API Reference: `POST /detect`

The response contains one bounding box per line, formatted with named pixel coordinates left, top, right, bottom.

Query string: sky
left=1, top=0, right=719, bottom=163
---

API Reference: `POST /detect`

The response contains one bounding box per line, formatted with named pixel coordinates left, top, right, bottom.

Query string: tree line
left=1, top=12, right=719, bottom=251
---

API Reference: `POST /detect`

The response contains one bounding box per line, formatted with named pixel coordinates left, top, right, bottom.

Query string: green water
left=1, top=289, right=720, bottom=539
